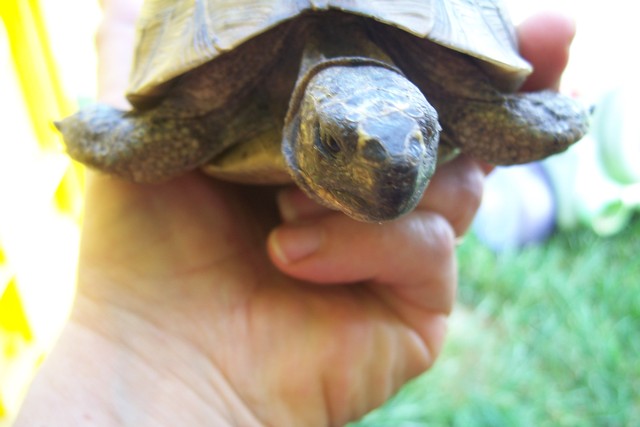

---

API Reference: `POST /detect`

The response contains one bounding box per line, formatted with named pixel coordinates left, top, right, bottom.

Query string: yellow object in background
left=0, top=0, right=90, bottom=423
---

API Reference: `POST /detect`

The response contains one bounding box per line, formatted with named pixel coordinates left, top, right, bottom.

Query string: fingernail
left=277, top=190, right=300, bottom=222
left=277, top=188, right=328, bottom=222
left=269, top=224, right=324, bottom=264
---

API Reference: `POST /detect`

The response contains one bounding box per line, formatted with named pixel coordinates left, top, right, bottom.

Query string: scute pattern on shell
left=128, top=0, right=531, bottom=101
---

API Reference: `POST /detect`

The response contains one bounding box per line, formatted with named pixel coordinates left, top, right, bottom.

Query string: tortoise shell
left=127, top=0, right=531, bottom=104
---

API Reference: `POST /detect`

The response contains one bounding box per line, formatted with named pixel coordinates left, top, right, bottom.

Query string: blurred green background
left=1, top=0, right=638, bottom=425
left=352, top=225, right=640, bottom=426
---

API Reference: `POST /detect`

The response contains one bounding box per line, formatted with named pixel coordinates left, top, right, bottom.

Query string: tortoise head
left=283, top=61, right=440, bottom=222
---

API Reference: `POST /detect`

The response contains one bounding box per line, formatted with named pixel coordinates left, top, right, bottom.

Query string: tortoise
left=56, top=0, right=589, bottom=222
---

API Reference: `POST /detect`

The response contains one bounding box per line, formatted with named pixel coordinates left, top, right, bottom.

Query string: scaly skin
left=378, top=28, right=589, bottom=164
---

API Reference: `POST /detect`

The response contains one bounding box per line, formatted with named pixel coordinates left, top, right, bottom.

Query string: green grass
left=351, top=217, right=640, bottom=427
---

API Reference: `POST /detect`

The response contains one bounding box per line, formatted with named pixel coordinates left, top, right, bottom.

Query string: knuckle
left=399, top=212, right=457, bottom=312
left=419, top=156, right=486, bottom=236
left=446, top=158, right=485, bottom=234
left=406, top=212, right=456, bottom=259
left=456, top=160, right=485, bottom=213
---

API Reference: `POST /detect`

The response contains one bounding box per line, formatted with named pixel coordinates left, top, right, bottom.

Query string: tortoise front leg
left=438, top=90, right=589, bottom=165
left=56, top=104, right=222, bottom=182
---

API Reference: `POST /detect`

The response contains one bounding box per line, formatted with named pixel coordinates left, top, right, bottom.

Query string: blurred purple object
left=472, top=163, right=556, bottom=251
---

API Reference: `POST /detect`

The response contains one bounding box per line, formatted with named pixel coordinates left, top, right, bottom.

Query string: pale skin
left=14, top=1, right=576, bottom=425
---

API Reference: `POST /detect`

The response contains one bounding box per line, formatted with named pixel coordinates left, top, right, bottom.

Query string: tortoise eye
left=323, top=136, right=342, bottom=155
left=314, top=124, right=342, bottom=157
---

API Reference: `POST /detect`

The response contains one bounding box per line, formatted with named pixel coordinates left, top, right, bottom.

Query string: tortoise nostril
left=392, top=162, right=413, bottom=175
left=362, top=139, right=387, bottom=163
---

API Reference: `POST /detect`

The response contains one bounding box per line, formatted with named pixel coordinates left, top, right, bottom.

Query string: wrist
left=14, top=295, right=262, bottom=426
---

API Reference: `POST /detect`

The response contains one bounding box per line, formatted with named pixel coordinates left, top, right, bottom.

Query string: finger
left=517, top=11, right=577, bottom=92
left=268, top=210, right=457, bottom=314
left=276, top=186, right=332, bottom=222
left=95, top=0, right=144, bottom=106
left=268, top=209, right=456, bottom=358
left=418, top=155, right=485, bottom=237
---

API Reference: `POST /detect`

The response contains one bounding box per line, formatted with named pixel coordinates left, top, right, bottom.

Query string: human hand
left=15, top=3, right=575, bottom=426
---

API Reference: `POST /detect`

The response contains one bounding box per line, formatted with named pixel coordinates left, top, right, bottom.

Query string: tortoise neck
left=285, top=15, right=404, bottom=128
left=297, top=15, right=396, bottom=77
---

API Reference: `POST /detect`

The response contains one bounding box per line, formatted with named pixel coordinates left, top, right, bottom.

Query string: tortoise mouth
left=328, top=185, right=422, bottom=223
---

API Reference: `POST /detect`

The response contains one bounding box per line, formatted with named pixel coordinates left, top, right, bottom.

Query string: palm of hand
left=76, top=171, right=449, bottom=426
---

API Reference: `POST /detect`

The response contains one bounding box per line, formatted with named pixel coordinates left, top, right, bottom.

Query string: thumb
left=517, top=11, right=577, bottom=92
